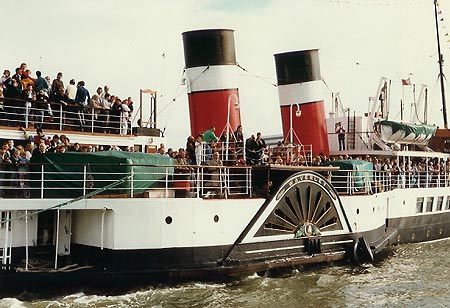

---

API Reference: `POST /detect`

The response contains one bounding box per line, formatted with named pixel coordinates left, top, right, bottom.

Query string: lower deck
left=1, top=160, right=450, bottom=296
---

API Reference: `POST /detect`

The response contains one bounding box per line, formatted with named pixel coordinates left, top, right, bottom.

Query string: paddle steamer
left=1, top=24, right=450, bottom=297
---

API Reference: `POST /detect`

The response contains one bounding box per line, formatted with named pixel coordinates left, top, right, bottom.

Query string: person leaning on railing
left=3, top=78, right=22, bottom=126
left=194, top=134, right=205, bottom=165
left=206, top=151, right=223, bottom=197
left=98, top=92, right=111, bottom=134
left=48, top=87, right=68, bottom=127
left=0, top=142, right=13, bottom=197
left=173, top=150, right=193, bottom=198
left=34, top=89, right=49, bottom=129
left=88, top=94, right=104, bottom=132
left=245, top=134, right=258, bottom=165
left=202, top=126, right=219, bottom=161
left=110, top=97, right=122, bottom=134
left=74, top=81, right=90, bottom=130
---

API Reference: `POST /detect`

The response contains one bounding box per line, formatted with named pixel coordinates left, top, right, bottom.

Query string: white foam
left=62, top=292, right=85, bottom=299
left=0, top=298, right=26, bottom=308
left=245, top=272, right=262, bottom=280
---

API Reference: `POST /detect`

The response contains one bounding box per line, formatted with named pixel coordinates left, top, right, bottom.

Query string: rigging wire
left=236, top=63, right=277, bottom=87
left=156, top=62, right=278, bottom=131
left=156, top=66, right=210, bottom=134
left=157, top=66, right=210, bottom=117
left=321, top=77, right=333, bottom=94
left=0, top=175, right=132, bottom=225
left=153, top=68, right=186, bottom=132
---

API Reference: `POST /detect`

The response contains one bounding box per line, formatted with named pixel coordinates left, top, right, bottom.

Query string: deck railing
left=0, top=163, right=253, bottom=199
left=328, top=169, right=450, bottom=195
left=0, top=98, right=131, bottom=135
left=1, top=160, right=448, bottom=200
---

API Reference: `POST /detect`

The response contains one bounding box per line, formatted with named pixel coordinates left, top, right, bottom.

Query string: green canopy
left=325, top=159, right=373, bottom=192
left=30, top=152, right=174, bottom=198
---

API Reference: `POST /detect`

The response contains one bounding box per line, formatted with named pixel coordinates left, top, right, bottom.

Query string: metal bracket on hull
left=304, top=237, right=322, bottom=255
left=352, top=237, right=374, bottom=265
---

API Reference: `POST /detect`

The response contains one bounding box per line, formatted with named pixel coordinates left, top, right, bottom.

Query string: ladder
left=0, top=211, right=12, bottom=269
left=347, top=116, right=356, bottom=150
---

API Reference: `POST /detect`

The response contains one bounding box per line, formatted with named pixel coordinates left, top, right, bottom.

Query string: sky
left=2, top=0, right=449, bottom=148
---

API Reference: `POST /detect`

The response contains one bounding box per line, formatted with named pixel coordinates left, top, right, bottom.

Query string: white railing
left=0, top=98, right=132, bottom=135
left=328, top=169, right=450, bottom=195
left=267, top=143, right=313, bottom=166
left=195, top=141, right=246, bottom=166
left=0, top=163, right=253, bottom=199
left=197, top=141, right=314, bottom=166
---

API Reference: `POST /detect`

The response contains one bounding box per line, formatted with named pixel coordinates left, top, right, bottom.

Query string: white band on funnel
left=186, top=65, right=239, bottom=93
left=278, top=80, right=323, bottom=106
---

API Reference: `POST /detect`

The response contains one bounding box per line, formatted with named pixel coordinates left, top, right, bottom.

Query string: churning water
left=2, top=240, right=450, bottom=308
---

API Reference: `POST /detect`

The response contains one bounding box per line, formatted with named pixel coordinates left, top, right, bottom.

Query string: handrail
left=328, top=168, right=450, bottom=195
left=0, top=163, right=253, bottom=200
left=0, top=97, right=132, bottom=135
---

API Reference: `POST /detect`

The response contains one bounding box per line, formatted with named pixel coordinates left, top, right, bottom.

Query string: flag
left=401, top=78, right=411, bottom=85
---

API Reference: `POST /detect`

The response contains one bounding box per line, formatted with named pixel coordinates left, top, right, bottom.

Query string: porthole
left=214, top=215, right=219, bottom=223
left=373, top=207, right=375, bottom=212
left=165, top=216, right=173, bottom=224
left=356, top=209, right=360, bottom=215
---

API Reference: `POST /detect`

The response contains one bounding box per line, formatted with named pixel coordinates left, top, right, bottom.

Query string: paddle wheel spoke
left=256, top=173, right=343, bottom=237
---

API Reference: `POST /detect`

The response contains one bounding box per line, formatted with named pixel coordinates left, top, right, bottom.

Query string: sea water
left=2, top=240, right=450, bottom=308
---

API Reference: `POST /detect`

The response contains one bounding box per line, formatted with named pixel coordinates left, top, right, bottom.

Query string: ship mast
left=434, top=0, right=449, bottom=129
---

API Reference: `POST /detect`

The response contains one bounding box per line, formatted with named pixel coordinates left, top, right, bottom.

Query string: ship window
left=446, top=196, right=450, bottom=210
left=426, top=197, right=434, bottom=212
left=437, top=196, right=444, bottom=211
left=416, top=197, right=424, bottom=213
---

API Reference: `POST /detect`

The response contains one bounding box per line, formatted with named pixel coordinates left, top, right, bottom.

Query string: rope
left=157, top=66, right=211, bottom=117
left=0, top=175, right=132, bottom=225
left=236, top=63, right=277, bottom=87
left=156, top=68, right=187, bottom=117
left=157, top=66, right=210, bottom=134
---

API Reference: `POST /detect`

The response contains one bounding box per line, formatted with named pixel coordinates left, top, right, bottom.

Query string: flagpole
left=434, top=0, right=448, bottom=129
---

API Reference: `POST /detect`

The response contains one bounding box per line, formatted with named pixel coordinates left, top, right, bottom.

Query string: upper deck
left=0, top=96, right=163, bottom=151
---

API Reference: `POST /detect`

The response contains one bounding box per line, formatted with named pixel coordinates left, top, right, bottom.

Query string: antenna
left=434, top=0, right=448, bottom=128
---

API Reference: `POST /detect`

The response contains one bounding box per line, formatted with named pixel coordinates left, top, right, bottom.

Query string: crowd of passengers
left=0, top=63, right=134, bottom=135
left=0, top=130, right=138, bottom=197
left=2, top=116, right=450, bottom=197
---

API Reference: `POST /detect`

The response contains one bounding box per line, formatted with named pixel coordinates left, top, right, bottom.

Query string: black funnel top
left=275, top=49, right=321, bottom=85
left=183, top=29, right=236, bottom=68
